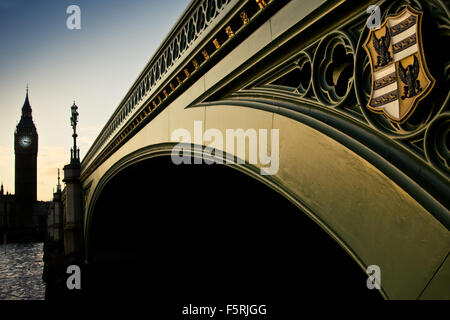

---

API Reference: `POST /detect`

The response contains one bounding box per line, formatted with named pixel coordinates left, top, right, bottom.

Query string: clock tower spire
left=14, top=87, right=38, bottom=229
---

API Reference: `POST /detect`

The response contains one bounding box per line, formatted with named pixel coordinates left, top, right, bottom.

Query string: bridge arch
left=84, top=144, right=384, bottom=300
left=82, top=92, right=449, bottom=300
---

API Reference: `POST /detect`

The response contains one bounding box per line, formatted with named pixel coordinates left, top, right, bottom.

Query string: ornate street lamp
left=70, top=101, right=80, bottom=163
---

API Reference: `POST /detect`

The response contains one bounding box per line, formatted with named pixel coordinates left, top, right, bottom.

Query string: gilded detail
left=374, top=73, right=397, bottom=90
left=225, top=26, right=234, bottom=38
left=363, top=7, right=435, bottom=123
left=192, top=59, right=199, bottom=69
left=391, top=16, right=417, bottom=36
left=255, top=0, right=267, bottom=9
left=240, top=11, right=249, bottom=25
left=371, top=90, right=398, bottom=107
left=373, top=27, right=392, bottom=68
left=202, top=50, right=210, bottom=60
left=392, top=34, right=417, bottom=53
left=213, top=38, right=220, bottom=49
left=399, top=55, right=422, bottom=100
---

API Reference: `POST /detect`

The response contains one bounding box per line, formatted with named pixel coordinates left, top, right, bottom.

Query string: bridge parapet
left=81, top=0, right=279, bottom=175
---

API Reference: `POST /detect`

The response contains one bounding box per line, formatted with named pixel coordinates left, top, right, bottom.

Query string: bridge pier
left=63, top=163, right=83, bottom=258
left=42, top=162, right=84, bottom=299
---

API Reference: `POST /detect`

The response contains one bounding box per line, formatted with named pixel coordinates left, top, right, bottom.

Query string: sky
left=0, top=0, right=190, bottom=201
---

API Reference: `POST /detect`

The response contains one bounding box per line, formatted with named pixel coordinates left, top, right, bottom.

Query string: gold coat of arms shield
left=363, top=7, right=435, bottom=123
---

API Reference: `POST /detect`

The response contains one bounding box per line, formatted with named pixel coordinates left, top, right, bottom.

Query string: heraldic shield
left=363, top=7, right=435, bottom=123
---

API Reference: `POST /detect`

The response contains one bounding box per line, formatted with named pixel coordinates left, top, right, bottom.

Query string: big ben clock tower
left=14, top=88, right=38, bottom=228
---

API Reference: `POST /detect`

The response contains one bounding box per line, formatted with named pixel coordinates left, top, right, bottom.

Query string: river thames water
left=0, top=242, right=45, bottom=300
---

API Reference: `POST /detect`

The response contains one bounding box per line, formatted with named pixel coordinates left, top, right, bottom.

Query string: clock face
left=19, top=136, right=32, bottom=148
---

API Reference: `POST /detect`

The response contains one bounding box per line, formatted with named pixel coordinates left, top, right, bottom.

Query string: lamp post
left=70, top=102, right=79, bottom=163
left=63, top=101, right=83, bottom=257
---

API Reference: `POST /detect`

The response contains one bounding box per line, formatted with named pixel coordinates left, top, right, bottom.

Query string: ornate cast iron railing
left=81, top=0, right=278, bottom=176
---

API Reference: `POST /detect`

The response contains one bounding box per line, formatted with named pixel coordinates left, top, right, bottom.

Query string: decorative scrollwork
left=269, top=52, right=312, bottom=97
left=312, top=31, right=356, bottom=108
left=297, top=53, right=312, bottom=96
left=424, top=112, right=450, bottom=174
left=254, top=0, right=449, bottom=176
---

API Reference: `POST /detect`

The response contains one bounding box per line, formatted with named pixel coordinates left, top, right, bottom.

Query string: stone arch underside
left=82, top=98, right=449, bottom=300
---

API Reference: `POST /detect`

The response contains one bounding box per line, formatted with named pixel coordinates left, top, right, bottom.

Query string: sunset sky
left=0, top=0, right=189, bottom=200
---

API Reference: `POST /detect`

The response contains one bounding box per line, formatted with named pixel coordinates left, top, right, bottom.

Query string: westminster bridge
left=45, top=0, right=450, bottom=300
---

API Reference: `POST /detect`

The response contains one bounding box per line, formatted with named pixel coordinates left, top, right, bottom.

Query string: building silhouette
left=0, top=90, right=48, bottom=239
left=14, top=88, right=38, bottom=228
left=0, top=185, right=15, bottom=229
